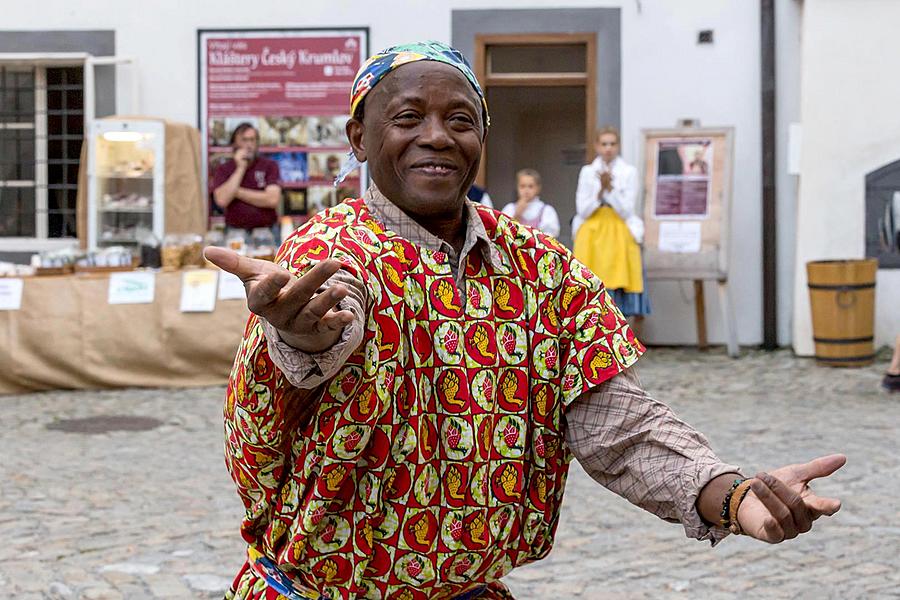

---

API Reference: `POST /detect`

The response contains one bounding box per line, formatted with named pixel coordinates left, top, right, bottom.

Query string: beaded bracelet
left=728, top=479, right=754, bottom=535
left=719, top=477, right=746, bottom=529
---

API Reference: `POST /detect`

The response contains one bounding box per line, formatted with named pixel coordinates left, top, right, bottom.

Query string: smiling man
left=207, top=42, right=845, bottom=600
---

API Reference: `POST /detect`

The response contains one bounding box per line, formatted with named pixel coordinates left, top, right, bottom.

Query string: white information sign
left=658, top=221, right=703, bottom=253
left=180, top=270, right=218, bottom=313
left=108, top=271, right=156, bottom=304
left=0, top=278, right=24, bottom=311
left=217, top=270, right=246, bottom=301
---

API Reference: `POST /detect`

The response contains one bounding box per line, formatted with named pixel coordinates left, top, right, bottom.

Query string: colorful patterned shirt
left=226, top=189, right=737, bottom=599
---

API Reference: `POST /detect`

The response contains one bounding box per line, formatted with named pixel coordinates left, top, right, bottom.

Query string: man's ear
left=346, top=117, right=367, bottom=163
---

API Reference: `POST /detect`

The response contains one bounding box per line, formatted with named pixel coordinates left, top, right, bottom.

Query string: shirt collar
left=362, top=184, right=500, bottom=269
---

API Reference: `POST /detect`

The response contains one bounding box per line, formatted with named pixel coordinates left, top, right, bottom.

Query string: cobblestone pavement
left=1, top=348, right=897, bottom=599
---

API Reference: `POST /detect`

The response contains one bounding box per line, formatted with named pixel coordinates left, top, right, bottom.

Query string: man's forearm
left=236, top=186, right=280, bottom=209
left=214, top=167, right=246, bottom=208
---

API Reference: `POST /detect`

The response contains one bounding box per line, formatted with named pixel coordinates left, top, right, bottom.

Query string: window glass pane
left=18, top=133, right=35, bottom=180
left=48, top=209, right=78, bottom=238
left=0, top=131, right=16, bottom=180
left=0, top=129, right=35, bottom=181
left=47, top=89, right=63, bottom=110
left=18, top=187, right=36, bottom=236
left=14, top=70, right=34, bottom=89
left=489, top=44, right=586, bottom=74
left=67, top=138, right=83, bottom=158
left=0, top=187, right=35, bottom=237
left=0, top=67, right=35, bottom=122
left=48, top=162, right=63, bottom=183
left=0, top=190, right=16, bottom=236
left=49, top=187, right=77, bottom=238
left=67, top=162, right=80, bottom=184
left=66, top=138, right=81, bottom=159
left=65, top=89, right=84, bottom=111
left=64, top=67, right=83, bottom=85
left=46, top=68, right=64, bottom=85
left=16, top=89, right=35, bottom=121
left=48, top=188, right=68, bottom=212
left=0, top=89, right=14, bottom=119
left=48, top=138, right=62, bottom=157
left=48, top=113, right=63, bottom=135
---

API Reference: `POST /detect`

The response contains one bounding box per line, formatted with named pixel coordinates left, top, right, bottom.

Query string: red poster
left=206, top=35, right=362, bottom=117
left=653, top=139, right=712, bottom=219
left=200, top=30, right=368, bottom=227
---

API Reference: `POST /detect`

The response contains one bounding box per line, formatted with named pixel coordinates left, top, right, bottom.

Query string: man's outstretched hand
left=204, top=247, right=354, bottom=353
left=738, top=454, right=846, bottom=543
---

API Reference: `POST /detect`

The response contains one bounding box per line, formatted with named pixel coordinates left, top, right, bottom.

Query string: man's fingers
left=750, top=477, right=798, bottom=540
left=204, top=246, right=271, bottom=283
left=297, top=285, right=348, bottom=323
left=296, top=260, right=346, bottom=295
left=794, top=454, right=847, bottom=483
left=805, top=494, right=842, bottom=518
left=762, top=516, right=785, bottom=544
left=247, top=270, right=292, bottom=314
left=758, top=472, right=812, bottom=534
left=320, top=309, right=356, bottom=331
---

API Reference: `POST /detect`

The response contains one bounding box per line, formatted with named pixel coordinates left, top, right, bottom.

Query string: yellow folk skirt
left=573, top=206, right=644, bottom=293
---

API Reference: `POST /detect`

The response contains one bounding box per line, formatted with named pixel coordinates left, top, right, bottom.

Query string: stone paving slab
left=0, top=348, right=897, bottom=598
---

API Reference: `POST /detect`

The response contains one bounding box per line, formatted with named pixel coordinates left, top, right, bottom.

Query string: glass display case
left=87, top=119, right=165, bottom=250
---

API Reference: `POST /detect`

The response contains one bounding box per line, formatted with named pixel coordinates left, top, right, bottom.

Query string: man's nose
left=418, top=115, right=453, bottom=149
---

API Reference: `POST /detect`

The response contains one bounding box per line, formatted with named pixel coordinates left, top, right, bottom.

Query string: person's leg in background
left=882, top=333, right=900, bottom=392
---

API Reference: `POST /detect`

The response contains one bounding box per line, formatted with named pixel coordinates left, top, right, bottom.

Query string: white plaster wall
left=793, top=0, right=900, bottom=354
left=621, top=1, right=763, bottom=346
left=2, top=0, right=766, bottom=346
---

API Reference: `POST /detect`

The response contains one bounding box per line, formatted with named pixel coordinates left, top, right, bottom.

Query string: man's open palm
left=204, top=247, right=354, bottom=352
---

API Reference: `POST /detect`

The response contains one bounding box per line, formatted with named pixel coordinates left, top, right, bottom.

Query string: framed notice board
left=641, top=127, right=734, bottom=281
left=640, top=126, right=737, bottom=355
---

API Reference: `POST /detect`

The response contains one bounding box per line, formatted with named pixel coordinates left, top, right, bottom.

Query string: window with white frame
left=0, top=64, right=83, bottom=241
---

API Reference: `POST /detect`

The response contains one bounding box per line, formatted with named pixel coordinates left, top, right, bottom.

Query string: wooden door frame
left=473, top=32, right=597, bottom=188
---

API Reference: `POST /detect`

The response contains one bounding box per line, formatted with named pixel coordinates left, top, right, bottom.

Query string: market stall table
left=0, top=270, right=249, bottom=395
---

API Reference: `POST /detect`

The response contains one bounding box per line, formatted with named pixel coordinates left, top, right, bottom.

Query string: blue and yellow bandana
left=349, top=40, right=489, bottom=127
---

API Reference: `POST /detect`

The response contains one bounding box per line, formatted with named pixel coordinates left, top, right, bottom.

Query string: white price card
left=0, top=278, right=24, bottom=311
left=217, top=270, right=246, bottom=301
left=180, top=269, right=218, bottom=313
left=108, top=271, right=156, bottom=304
left=658, top=221, right=703, bottom=253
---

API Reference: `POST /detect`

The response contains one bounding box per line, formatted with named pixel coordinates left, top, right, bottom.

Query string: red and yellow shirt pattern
left=225, top=198, right=643, bottom=599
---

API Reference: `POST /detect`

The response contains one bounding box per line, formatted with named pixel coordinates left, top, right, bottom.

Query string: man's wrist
left=279, top=329, right=340, bottom=354
left=696, top=472, right=744, bottom=526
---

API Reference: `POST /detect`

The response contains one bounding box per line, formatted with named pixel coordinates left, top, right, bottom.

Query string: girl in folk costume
left=500, top=169, right=561, bottom=238
left=572, top=127, right=650, bottom=318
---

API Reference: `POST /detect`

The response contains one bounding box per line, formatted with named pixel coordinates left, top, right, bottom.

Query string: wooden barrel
left=806, top=259, right=877, bottom=367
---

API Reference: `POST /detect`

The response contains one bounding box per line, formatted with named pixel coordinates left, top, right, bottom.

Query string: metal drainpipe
left=761, top=0, right=778, bottom=349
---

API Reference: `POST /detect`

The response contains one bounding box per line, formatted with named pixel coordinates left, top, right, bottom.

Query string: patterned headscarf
left=350, top=40, right=489, bottom=127
left=336, top=41, right=489, bottom=184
